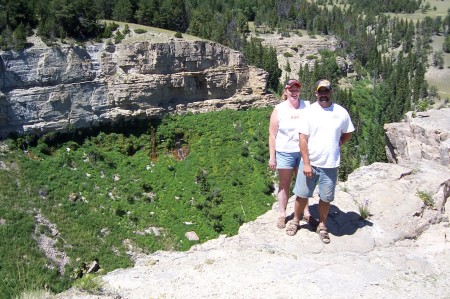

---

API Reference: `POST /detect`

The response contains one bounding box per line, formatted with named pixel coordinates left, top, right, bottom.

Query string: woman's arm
left=268, top=108, right=278, bottom=170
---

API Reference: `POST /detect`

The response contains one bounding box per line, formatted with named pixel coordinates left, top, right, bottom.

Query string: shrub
left=356, top=199, right=371, bottom=220
left=134, top=28, right=147, bottom=34
left=416, top=100, right=429, bottom=112
left=73, top=274, right=103, bottom=294
left=283, top=52, right=293, bottom=58
left=123, top=24, right=130, bottom=36
left=114, top=31, right=125, bottom=44
left=174, top=31, right=183, bottom=38
left=306, top=55, right=318, bottom=60
left=417, top=190, right=434, bottom=207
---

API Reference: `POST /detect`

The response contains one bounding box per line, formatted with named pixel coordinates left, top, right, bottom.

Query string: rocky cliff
left=385, top=109, right=450, bottom=167
left=53, top=110, right=449, bottom=298
left=0, top=41, right=276, bottom=138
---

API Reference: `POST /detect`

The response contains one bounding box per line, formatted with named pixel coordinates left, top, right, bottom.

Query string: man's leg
left=293, top=167, right=312, bottom=218
left=286, top=196, right=308, bottom=236
left=318, top=199, right=331, bottom=227
left=316, top=166, right=337, bottom=244
left=293, top=196, right=309, bottom=223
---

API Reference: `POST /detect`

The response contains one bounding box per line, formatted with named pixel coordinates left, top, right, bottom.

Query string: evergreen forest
left=1, top=0, right=450, bottom=297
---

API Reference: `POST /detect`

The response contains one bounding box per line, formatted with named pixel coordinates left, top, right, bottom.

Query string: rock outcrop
left=384, top=108, right=450, bottom=166
left=54, top=110, right=449, bottom=298
left=0, top=41, right=276, bottom=138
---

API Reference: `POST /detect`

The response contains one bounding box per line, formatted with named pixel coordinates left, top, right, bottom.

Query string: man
left=286, top=79, right=354, bottom=244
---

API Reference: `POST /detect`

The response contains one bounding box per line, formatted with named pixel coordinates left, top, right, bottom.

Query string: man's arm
left=339, top=132, right=352, bottom=146
left=299, top=133, right=312, bottom=177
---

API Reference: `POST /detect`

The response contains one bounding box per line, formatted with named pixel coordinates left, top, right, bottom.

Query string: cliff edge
left=54, top=111, right=449, bottom=298
left=0, top=40, right=276, bottom=138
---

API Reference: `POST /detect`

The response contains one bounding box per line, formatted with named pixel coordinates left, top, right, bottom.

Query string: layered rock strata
left=0, top=41, right=276, bottom=138
left=384, top=108, right=450, bottom=166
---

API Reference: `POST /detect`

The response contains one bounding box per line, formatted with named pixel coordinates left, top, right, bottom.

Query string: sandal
left=317, top=225, right=330, bottom=244
left=303, top=215, right=319, bottom=228
left=286, top=221, right=299, bottom=236
left=277, top=216, right=286, bottom=229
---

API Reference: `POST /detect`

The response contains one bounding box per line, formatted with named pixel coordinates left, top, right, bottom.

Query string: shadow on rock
left=308, top=203, right=373, bottom=237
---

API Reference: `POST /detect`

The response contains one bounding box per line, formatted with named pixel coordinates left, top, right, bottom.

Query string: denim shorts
left=293, top=161, right=338, bottom=202
left=276, top=151, right=301, bottom=169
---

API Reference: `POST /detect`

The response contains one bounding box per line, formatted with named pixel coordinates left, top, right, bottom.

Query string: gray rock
left=385, top=108, right=450, bottom=166
left=0, top=41, right=277, bottom=138
left=185, top=231, right=199, bottom=241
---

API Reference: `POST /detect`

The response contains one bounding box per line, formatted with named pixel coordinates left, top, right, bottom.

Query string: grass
left=417, top=190, right=435, bottom=207
left=0, top=108, right=275, bottom=298
left=100, top=20, right=204, bottom=44
left=73, top=274, right=104, bottom=294
left=426, top=34, right=450, bottom=100
left=385, top=0, right=450, bottom=22
left=356, top=199, right=371, bottom=220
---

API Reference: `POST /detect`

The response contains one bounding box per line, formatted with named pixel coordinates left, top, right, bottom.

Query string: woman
left=269, top=79, right=317, bottom=229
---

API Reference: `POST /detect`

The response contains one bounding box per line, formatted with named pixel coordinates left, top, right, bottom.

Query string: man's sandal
left=317, top=225, right=330, bottom=244
left=277, top=216, right=286, bottom=229
left=286, top=221, right=299, bottom=236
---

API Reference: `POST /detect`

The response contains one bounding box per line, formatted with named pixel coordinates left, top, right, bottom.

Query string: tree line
left=1, top=0, right=449, bottom=177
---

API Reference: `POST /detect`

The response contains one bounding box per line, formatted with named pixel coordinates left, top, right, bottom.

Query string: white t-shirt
left=275, top=99, right=310, bottom=153
left=297, top=102, right=354, bottom=168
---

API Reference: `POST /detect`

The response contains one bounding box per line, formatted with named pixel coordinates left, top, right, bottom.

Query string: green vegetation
left=243, top=38, right=282, bottom=91
left=0, top=108, right=275, bottom=298
left=357, top=199, right=371, bottom=220
left=2, top=0, right=450, bottom=296
left=417, top=190, right=434, bottom=207
left=134, top=28, right=148, bottom=34
left=73, top=274, right=104, bottom=294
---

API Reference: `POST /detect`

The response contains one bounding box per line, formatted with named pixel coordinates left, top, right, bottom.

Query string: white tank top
left=275, top=100, right=310, bottom=153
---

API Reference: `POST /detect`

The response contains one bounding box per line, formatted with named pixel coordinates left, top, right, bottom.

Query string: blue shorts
left=276, top=151, right=301, bottom=169
left=293, top=161, right=338, bottom=202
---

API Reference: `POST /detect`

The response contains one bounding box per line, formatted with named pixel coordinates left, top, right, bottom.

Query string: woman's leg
left=277, top=168, right=294, bottom=218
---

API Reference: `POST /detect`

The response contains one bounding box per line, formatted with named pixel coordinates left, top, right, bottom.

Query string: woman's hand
left=269, top=158, right=276, bottom=170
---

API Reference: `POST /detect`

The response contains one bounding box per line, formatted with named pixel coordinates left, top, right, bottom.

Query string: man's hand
left=303, top=163, right=313, bottom=177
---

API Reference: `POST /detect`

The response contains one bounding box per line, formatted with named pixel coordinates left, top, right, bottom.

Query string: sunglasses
left=317, top=89, right=330, bottom=95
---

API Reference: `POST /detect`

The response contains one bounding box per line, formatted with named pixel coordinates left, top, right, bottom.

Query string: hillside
left=2, top=3, right=450, bottom=297
left=53, top=108, right=450, bottom=299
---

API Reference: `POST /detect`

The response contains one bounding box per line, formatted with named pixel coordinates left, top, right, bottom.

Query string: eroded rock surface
left=385, top=108, right=450, bottom=166
left=0, top=41, right=276, bottom=138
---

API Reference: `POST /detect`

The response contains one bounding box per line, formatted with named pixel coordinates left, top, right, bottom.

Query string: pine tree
left=113, top=0, right=134, bottom=23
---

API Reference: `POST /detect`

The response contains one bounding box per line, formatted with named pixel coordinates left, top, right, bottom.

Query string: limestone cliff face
left=384, top=108, right=450, bottom=167
left=0, top=41, right=275, bottom=138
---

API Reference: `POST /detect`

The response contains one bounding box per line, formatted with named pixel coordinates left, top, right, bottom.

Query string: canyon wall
left=0, top=41, right=276, bottom=138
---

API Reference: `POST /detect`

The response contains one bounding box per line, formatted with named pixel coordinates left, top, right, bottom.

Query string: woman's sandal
left=277, top=216, right=286, bottom=229
left=286, top=221, right=299, bottom=236
left=317, top=225, right=330, bottom=244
